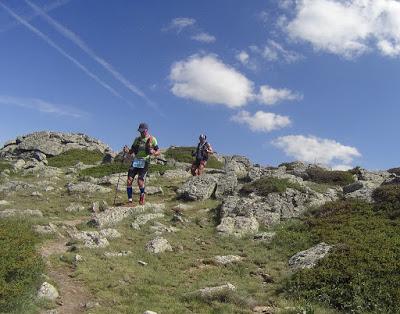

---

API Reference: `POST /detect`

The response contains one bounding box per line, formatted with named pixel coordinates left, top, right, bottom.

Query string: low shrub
left=0, top=162, right=12, bottom=173
left=165, top=146, right=224, bottom=169
left=47, top=149, right=103, bottom=168
left=372, top=184, right=400, bottom=219
left=306, top=167, right=355, bottom=186
left=283, top=199, right=400, bottom=313
left=240, top=177, right=305, bottom=197
left=0, top=219, right=44, bottom=312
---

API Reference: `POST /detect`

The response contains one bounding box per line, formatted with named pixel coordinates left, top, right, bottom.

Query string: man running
left=123, top=122, right=160, bottom=205
left=191, top=134, right=213, bottom=176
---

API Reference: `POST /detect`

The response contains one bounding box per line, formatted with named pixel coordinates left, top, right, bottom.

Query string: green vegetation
left=0, top=161, right=12, bottom=173
left=372, top=183, right=400, bottom=219
left=0, top=219, right=44, bottom=312
left=165, top=146, right=224, bottom=169
left=306, top=167, right=355, bottom=186
left=47, top=149, right=104, bottom=168
left=79, top=162, right=128, bottom=178
left=240, top=177, right=305, bottom=196
left=280, top=199, right=400, bottom=313
left=165, top=146, right=195, bottom=163
left=278, top=162, right=299, bottom=171
left=79, top=161, right=174, bottom=178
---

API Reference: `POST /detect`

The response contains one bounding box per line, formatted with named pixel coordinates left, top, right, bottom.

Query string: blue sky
left=1, top=0, right=400, bottom=170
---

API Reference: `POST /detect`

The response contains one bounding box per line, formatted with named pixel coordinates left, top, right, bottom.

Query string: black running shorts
left=128, top=162, right=149, bottom=180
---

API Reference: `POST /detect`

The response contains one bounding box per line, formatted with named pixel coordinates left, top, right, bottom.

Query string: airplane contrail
left=25, top=0, right=160, bottom=111
left=0, top=0, right=70, bottom=32
left=0, top=1, right=133, bottom=106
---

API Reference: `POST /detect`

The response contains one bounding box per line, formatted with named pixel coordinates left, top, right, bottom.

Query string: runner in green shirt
left=123, top=122, right=160, bottom=205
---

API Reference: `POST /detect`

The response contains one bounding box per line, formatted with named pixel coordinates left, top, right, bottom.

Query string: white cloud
left=332, top=164, right=353, bottom=171
left=285, top=0, right=400, bottom=58
left=236, top=51, right=249, bottom=64
left=257, top=85, right=302, bottom=105
left=272, top=135, right=361, bottom=166
left=232, top=110, right=291, bottom=132
left=262, top=40, right=303, bottom=63
left=163, top=17, right=196, bottom=33
left=170, top=54, right=301, bottom=108
left=191, top=32, right=216, bottom=43
left=169, top=54, right=254, bottom=108
left=0, top=95, right=86, bottom=118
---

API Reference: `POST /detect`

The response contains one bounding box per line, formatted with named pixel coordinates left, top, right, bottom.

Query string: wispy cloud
left=0, top=2, right=130, bottom=105
left=191, top=32, right=216, bottom=43
left=0, top=95, right=87, bottom=118
left=25, top=0, right=155, bottom=109
left=0, top=0, right=70, bottom=33
left=162, top=17, right=196, bottom=33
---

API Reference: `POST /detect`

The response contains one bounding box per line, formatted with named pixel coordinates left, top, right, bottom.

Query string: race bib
left=132, top=158, right=146, bottom=169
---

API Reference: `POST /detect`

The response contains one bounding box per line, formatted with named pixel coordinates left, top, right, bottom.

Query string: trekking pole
left=113, top=152, right=126, bottom=206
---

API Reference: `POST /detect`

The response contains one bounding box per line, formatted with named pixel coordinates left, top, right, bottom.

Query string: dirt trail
left=39, top=218, right=93, bottom=314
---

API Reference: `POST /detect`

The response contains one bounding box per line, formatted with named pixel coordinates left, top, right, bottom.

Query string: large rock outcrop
left=0, top=131, right=110, bottom=158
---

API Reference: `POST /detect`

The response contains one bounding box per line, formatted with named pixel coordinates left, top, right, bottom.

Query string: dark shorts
left=193, top=159, right=207, bottom=167
left=128, top=162, right=149, bottom=180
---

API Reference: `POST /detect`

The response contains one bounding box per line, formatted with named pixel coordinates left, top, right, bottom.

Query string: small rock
left=37, top=282, right=59, bottom=301
left=0, top=200, right=10, bottom=206
left=91, top=201, right=99, bottom=213
left=31, top=191, right=43, bottom=197
left=216, top=216, right=259, bottom=237
left=83, top=301, right=100, bottom=309
left=191, top=283, right=236, bottom=301
left=65, top=203, right=85, bottom=213
left=138, top=260, right=148, bottom=266
left=33, top=224, right=57, bottom=234
left=145, top=237, right=172, bottom=254
left=289, top=242, right=333, bottom=271
left=171, top=203, right=193, bottom=212
left=253, top=232, right=276, bottom=242
left=99, top=228, right=121, bottom=239
left=104, top=251, right=132, bottom=258
left=99, top=200, right=108, bottom=211
left=45, top=186, right=55, bottom=192
left=143, top=311, right=158, bottom=314
left=213, top=255, right=243, bottom=265
left=131, top=213, right=164, bottom=230
left=74, top=254, right=83, bottom=262
left=252, top=305, right=276, bottom=313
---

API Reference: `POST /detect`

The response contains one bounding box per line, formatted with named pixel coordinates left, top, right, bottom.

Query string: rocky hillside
left=0, top=131, right=399, bottom=314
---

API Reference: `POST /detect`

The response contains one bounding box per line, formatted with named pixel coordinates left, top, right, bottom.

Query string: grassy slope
left=3, top=149, right=399, bottom=313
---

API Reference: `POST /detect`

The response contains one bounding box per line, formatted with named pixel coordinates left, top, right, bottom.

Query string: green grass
left=372, top=183, right=400, bottom=219
left=165, top=146, right=224, bottom=169
left=305, top=168, right=355, bottom=186
left=240, top=177, right=305, bottom=197
left=0, top=218, right=44, bottom=312
left=79, top=162, right=174, bottom=178
left=47, top=149, right=104, bottom=168
left=280, top=199, right=400, bottom=313
left=0, top=161, right=12, bottom=173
